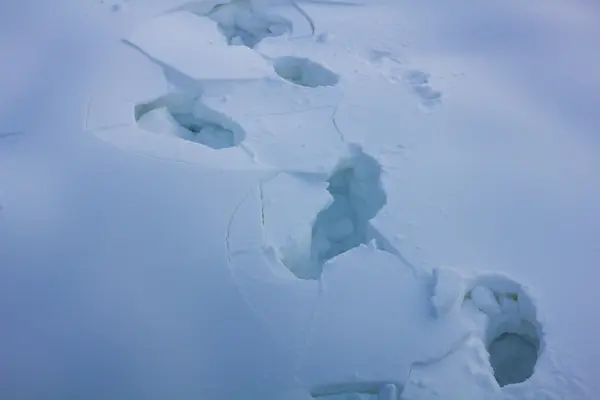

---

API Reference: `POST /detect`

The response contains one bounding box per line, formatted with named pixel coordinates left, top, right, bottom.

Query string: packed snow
left=2, top=0, right=600, bottom=399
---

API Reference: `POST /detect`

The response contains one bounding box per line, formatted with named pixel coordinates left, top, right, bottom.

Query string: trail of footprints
left=132, top=0, right=340, bottom=150
left=366, top=49, right=442, bottom=108
left=125, top=1, right=538, bottom=397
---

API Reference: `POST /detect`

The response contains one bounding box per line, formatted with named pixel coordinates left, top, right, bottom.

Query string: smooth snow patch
left=465, top=275, right=543, bottom=388
left=274, top=57, right=339, bottom=88
left=135, top=93, right=245, bottom=149
left=262, top=173, right=331, bottom=280
left=125, top=10, right=272, bottom=82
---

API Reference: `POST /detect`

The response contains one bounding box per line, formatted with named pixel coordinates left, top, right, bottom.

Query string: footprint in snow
left=273, top=56, right=340, bottom=88
left=135, top=93, right=246, bottom=150
left=404, top=70, right=442, bottom=108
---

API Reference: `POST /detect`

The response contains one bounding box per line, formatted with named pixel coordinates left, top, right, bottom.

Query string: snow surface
left=2, top=0, right=600, bottom=399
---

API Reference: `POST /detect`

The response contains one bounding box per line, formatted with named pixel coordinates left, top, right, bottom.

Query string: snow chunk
left=274, top=57, right=339, bottom=88
left=470, top=285, right=501, bottom=316
left=125, top=10, right=272, bottom=82
left=130, top=9, right=227, bottom=47
left=430, top=267, right=465, bottom=317
left=402, top=337, right=498, bottom=399
left=297, top=246, right=472, bottom=391
left=378, top=383, right=399, bottom=400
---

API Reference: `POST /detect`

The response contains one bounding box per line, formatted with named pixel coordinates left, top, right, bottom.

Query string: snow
left=125, top=10, right=273, bottom=82
left=470, top=285, right=502, bottom=316
left=273, top=56, right=339, bottom=88
left=430, top=267, right=465, bottom=318
left=261, top=172, right=331, bottom=278
left=136, top=93, right=246, bottom=148
left=2, top=0, right=600, bottom=399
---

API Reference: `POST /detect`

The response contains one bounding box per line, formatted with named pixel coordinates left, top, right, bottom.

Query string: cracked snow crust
left=81, top=1, right=589, bottom=399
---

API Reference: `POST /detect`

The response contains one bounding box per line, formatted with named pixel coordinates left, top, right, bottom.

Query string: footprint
left=310, top=147, right=386, bottom=271
left=184, top=0, right=293, bottom=48
left=135, top=93, right=245, bottom=149
left=464, top=275, right=543, bottom=387
left=404, top=70, right=442, bottom=107
left=273, top=56, right=340, bottom=88
left=266, top=146, right=386, bottom=279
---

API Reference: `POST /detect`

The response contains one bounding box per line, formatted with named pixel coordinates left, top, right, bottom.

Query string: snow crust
left=2, top=0, right=600, bottom=399
left=125, top=10, right=273, bottom=82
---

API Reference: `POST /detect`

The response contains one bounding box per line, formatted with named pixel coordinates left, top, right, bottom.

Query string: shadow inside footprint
left=201, top=0, right=292, bottom=48
left=135, top=93, right=245, bottom=149
left=307, top=147, right=386, bottom=276
left=488, top=331, right=540, bottom=387
left=274, top=57, right=339, bottom=88
left=466, top=276, right=543, bottom=388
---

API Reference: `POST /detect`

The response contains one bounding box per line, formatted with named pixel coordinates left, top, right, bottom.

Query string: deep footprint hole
left=206, top=1, right=292, bottom=48
left=274, top=57, right=339, bottom=88
left=134, top=93, right=245, bottom=149
left=488, top=330, right=540, bottom=387
left=469, top=277, right=543, bottom=388
left=307, top=147, right=386, bottom=276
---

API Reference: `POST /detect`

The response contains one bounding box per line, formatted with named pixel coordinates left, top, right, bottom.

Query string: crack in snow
left=225, top=189, right=255, bottom=263
left=225, top=169, right=281, bottom=260
left=331, top=99, right=346, bottom=144
left=259, top=182, right=266, bottom=227
left=0, top=131, right=24, bottom=139
left=291, top=1, right=315, bottom=36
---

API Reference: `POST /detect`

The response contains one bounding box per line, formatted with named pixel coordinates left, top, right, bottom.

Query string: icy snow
left=470, top=285, right=502, bottom=316
left=430, top=267, right=465, bottom=318
left=2, top=0, right=600, bottom=399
